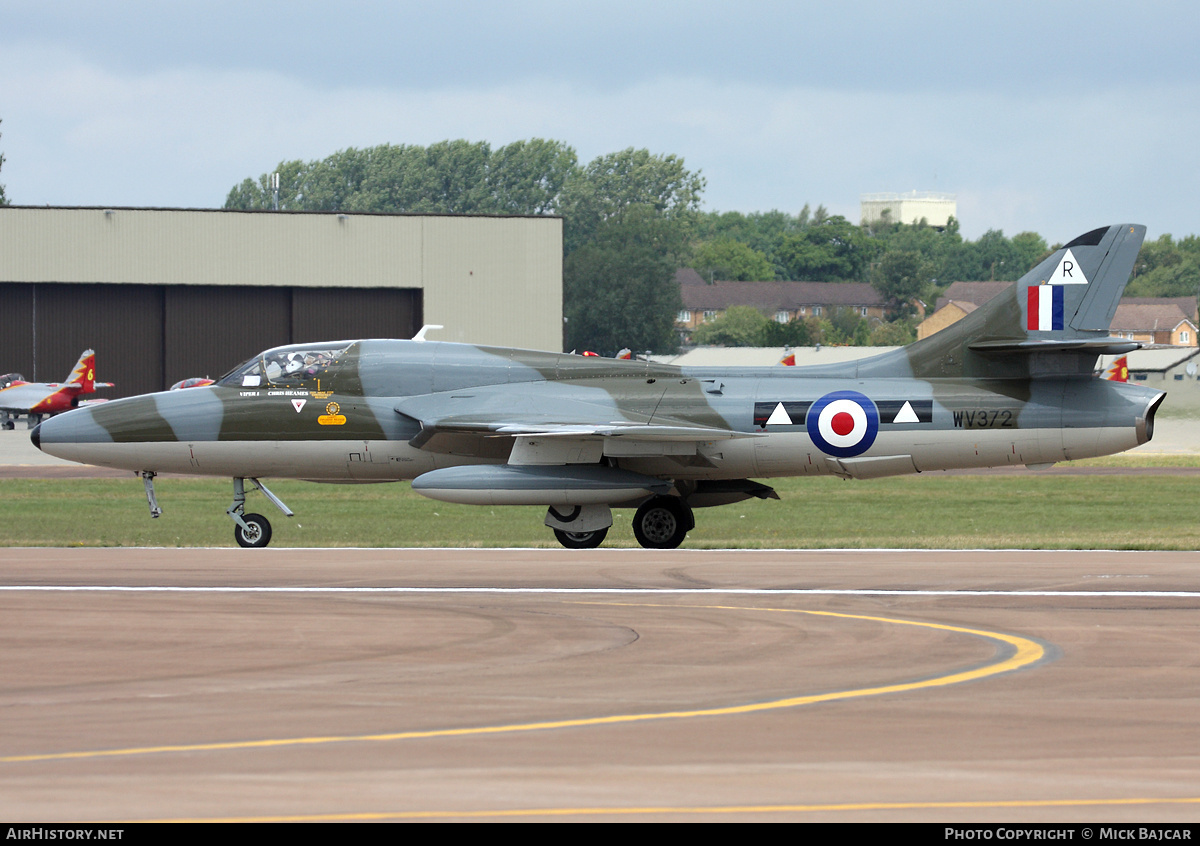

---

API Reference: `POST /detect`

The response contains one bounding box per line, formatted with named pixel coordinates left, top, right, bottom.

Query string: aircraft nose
left=31, top=405, right=113, bottom=457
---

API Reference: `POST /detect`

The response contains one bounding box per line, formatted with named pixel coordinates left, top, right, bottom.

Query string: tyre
left=632, top=497, right=691, bottom=550
left=553, top=527, right=608, bottom=549
left=234, top=513, right=272, bottom=548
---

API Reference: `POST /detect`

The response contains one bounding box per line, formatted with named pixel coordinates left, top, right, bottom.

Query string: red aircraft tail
left=65, top=350, right=97, bottom=394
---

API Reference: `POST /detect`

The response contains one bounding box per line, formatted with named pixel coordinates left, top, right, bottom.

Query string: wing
left=399, top=382, right=777, bottom=508
left=395, top=382, right=759, bottom=466
left=0, top=384, right=55, bottom=413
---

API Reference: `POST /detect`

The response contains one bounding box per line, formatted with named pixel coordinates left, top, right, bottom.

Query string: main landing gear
left=631, top=496, right=694, bottom=550
left=553, top=527, right=609, bottom=549
left=227, top=477, right=294, bottom=548
left=547, top=496, right=695, bottom=551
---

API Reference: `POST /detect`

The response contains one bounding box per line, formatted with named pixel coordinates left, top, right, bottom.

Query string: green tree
left=692, top=237, right=775, bottom=281
left=775, top=216, right=875, bottom=281
left=563, top=205, right=686, bottom=354
left=692, top=305, right=770, bottom=346
left=349, top=140, right=493, bottom=213
left=559, top=148, right=705, bottom=254
left=228, top=141, right=703, bottom=353
left=1115, top=234, right=1200, bottom=298
left=225, top=156, right=321, bottom=210
left=1010, top=231, right=1049, bottom=274
left=821, top=308, right=871, bottom=346
left=948, top=229, right=1024, bottom=281
left=1124, top=258, right=1200, bottom=298
left=762, top=317, right=818, bottom=346
left=224, top=139, right=578, bottom=216
left=560, top=149, right=704, bottom=350
left=870, top=319, right=917, bottom=346
left=870, top=219, right=962, bottom=288
left=487, top=138, right=578, bottom=215
left=306, top=146, right=382, bottom=210
left=693, top=205, right=828, bottom=279
left=871, top=250, right=935, bottom=318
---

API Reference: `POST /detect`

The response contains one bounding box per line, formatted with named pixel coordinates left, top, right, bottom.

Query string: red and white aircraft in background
left=0, top=350, right=113, bottom=429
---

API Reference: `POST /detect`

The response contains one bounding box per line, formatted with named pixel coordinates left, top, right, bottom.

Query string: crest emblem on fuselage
left=318, top=400, right=346, bottom=426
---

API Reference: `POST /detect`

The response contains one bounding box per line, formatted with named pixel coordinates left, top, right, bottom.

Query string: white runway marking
left=2, top=585, right=1199, bottom=598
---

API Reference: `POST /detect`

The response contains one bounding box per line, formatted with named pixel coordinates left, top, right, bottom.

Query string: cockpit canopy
left=0, top=373, right=26, bottom=389
left=219, top=344, right=353, bottom=392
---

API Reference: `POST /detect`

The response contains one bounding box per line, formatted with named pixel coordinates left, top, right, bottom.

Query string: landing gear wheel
left=553, top=527, right=608, bottom=549
left=632, top=496, right=692, bottom=550
left=234, top=513, right=272, bottom=548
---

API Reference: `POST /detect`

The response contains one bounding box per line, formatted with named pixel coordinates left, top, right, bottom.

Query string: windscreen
left=218, top=344, right=352, bottom=392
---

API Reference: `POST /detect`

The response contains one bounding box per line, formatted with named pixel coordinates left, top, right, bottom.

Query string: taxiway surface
left=2, top=547, right=1199, bottom=822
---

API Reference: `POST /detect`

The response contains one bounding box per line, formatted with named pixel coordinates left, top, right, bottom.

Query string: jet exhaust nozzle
left=1138, top=392, right=1167, bottom=445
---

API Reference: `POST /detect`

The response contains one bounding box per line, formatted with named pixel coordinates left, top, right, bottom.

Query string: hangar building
left=0, top=207, right=562, bottom=398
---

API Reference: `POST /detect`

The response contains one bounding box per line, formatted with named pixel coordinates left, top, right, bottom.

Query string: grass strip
left=1, top=473, right=1195, bottom=549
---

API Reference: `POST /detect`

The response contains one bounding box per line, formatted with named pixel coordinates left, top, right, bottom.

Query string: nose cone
left=30, top=405, right=113, bottom=458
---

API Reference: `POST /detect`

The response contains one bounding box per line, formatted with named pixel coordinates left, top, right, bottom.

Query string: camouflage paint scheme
left=33, top=224, right=1165, bottom=548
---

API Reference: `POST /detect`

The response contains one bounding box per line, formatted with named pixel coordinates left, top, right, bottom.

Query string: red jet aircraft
left=0, top=350, right=113, bottom=429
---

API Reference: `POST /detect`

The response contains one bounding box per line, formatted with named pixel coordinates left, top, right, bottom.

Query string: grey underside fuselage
left=36, top=338, right=1163, bottom=483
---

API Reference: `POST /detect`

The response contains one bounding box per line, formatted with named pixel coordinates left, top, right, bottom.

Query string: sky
left=1, top=1, right=1197, bottom=241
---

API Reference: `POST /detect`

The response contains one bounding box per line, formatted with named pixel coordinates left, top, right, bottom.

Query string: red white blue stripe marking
left=1027, top=285, right=1065, bottom=331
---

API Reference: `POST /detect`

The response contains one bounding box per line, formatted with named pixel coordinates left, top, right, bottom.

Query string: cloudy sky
left=2, top=1, right=1196, bottom=241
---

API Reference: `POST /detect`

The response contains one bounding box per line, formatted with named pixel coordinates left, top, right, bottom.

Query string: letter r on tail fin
left=1018, top=224, right=1146, bottom=334
left=1068, top=225, right=1146, bottom=331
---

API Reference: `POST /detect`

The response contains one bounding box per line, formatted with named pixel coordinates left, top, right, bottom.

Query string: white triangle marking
left=892, top=401, right=919, bottom=424
left=766, top=402, right=793, bottom=426
left=1049, top=248, right=1088, bottom=285
left=292, top=399, right=307, bottom=413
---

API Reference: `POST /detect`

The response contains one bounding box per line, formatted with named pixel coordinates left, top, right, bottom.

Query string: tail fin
left=900, top=224, right=1146, bottom=379
left=1101, top=355, right=1130, bottom=382
left=66, top=350, right=96, bottom=393
left=1050, top=224, right=1145, bottom=332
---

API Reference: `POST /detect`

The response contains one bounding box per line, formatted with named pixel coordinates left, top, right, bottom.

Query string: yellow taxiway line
left=143, top=795, right=1200, bottom=822
left=1, top=603, right=1045, bottom=765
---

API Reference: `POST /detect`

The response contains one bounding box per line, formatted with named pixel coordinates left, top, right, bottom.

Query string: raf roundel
left=806, top=391, right=879, bottom=458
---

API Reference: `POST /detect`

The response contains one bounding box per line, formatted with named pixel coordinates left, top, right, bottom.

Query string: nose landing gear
left=228, top=477, right=294, bottom=548
left=233, top=512, right=273, bottom=548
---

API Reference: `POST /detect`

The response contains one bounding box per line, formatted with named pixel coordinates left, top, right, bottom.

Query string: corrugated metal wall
left=164, top=286, right=292, bottom=388
left=292, top=287, right=421, bottom=344
left=0, top=284, right=34, bottom=371
left=0, top=282, right=421, bottom=398
left=0, top=208, right=563, bottom=352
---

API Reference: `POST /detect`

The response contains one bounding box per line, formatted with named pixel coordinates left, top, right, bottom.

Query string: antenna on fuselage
left=412, top=324, right=444, bottom=343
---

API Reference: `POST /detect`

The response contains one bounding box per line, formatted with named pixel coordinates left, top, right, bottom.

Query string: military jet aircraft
left=32, top=224, right=1163, bottom=549
left=1, top=350, right=112, bottom=429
